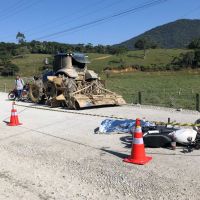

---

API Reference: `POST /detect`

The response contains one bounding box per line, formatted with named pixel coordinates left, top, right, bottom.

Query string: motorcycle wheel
left=8, top=91, right=16, bottom=100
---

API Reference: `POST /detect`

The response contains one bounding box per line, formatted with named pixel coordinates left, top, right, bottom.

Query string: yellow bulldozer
left=29, top=52, right=126, bottom=109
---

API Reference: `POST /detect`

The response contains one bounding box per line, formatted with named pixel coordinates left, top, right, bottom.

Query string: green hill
left=117, top=19, right=200, bottom=49
left=10, top=49, right=188, bottom=76
left=12, top=54, right=52, bottom=76
left=89, top=49, right=189, bottom=72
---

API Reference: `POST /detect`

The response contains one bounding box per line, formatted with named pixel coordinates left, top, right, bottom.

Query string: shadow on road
left=100, top=148, right=128, bottom=159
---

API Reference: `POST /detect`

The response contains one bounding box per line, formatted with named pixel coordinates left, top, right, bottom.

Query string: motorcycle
left=8, top=83, right=30, bottom=101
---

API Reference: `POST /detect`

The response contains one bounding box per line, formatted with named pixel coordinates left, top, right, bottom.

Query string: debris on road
left=98, top=118, right=154, bottom=134
left=98, top=118, right=200, bottom=149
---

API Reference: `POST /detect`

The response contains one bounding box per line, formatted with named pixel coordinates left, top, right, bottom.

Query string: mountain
left=117, top=19, right=200, bottom=49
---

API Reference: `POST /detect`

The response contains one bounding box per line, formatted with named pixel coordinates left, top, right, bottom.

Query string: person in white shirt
left=15, top=75, right=24, bottom=100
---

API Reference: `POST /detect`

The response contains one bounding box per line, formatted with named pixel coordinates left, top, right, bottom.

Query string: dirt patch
left=92, top=55, right=112, bottom=60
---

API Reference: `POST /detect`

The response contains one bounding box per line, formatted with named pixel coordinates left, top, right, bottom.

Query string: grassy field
left=1, top=70, right=200, bottom=110
left=12, top=54, right=52, bottom=76
left=0, top=76, right=15, bottom=92
left=8, top=49, right=189, bottom=76
left=88, top=49, right=190, bottom=73
left=103, top=70, right=200, bottom=110
left=1, top=50, right=199, bottom=110
left=0, top=54, right=52, bottom=92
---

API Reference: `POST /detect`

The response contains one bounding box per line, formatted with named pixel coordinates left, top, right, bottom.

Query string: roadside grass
left=1, top=70, right=200, bottom=110
left=104, top=70, right=200, bottom=110
left=0, top=76, right=15, bottom=92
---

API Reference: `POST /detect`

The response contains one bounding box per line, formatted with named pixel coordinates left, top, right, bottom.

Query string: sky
left=0, top=0, right=199, bottom=45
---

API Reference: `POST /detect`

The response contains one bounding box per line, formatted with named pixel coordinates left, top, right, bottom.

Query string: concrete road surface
left=0, top=92, right=200, bottom=200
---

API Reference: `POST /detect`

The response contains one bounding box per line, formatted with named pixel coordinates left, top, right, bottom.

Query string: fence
left=0, top=83, right=11, bottom=93
left=0, top=77, right=32, bottom=93
left=0, top=82, right=200, bottom=111
left=122, top=90, right=200, bottom=111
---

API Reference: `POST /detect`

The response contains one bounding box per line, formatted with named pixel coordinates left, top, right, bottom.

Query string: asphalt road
left=0, top=92, right=200, bottom=200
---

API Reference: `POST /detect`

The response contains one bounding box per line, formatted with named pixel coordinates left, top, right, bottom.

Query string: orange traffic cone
left=8, top=102, right=22, bottom=126
left=123, top=118, right=152, bottom=165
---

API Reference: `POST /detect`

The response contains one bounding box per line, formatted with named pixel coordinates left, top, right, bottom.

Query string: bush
left=1, top=63, right=19, bottom=76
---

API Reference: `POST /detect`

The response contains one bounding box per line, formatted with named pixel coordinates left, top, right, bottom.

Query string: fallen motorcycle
left=143, top=125, right=199, bottom=148
left=98, top=118, right=200, bottom=151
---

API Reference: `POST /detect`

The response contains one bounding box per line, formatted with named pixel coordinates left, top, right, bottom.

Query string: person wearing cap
left=15, top=75, right=24, bottom=100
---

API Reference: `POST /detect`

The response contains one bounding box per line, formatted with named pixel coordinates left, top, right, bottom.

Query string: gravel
left=0, top=92, right=200, bottom=200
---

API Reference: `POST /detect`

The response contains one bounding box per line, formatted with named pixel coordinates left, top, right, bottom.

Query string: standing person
left=15, top=75, right=24, bottom=100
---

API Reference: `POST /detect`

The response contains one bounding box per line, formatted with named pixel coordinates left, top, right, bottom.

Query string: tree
left=85, top=43, right=93, bottom=52
left=16, top=32, right=26, bottom=44
left=74, top=43, right=84, bottom=52
left=0, top=44, right=19, bottom=76
left=113, top=46, right=128, bottom=55
left=15, top=46, right=30, bottom=57
left=1, top=63, right=19, bottom=76
left=182, top=52, right=195, bottom=67
left=94, top=45, right=106, bottom=54
left=171, top=51, right=197, bottom=69
left=135, top=38, right=148, bottom=59
left=194, top=50, right=200, bottom=66
left=188, top=38, right=200, bottom=49
left=0, top=49, right=19, bottom=76
left=135, top=38, right=158, bottom=59
left=0, top=47, right=11, bottom=65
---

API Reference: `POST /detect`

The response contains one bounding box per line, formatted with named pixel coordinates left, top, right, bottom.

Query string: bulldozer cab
left=53, top=53, right=90, bottom=72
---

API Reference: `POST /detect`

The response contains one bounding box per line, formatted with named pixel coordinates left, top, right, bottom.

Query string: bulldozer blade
left=56, top=94, right=66, bottom=101
left=74, top=94, right=126, bottom=108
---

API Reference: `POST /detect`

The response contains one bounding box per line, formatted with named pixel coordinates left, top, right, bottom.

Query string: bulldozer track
left=15, top=103, right=200, bottom=127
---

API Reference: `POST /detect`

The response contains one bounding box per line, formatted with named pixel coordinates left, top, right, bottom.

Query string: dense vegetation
left=118, top=19, right=200, bottom=49
left=0, top=43, right=198, bottom=77
left=1, top=18, right=200, bottom=76
left=172, top=38, right=200, bottom=69
left=0, top=43, right=20, bottom=76
left=0, top=40, right=127, bottom=76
